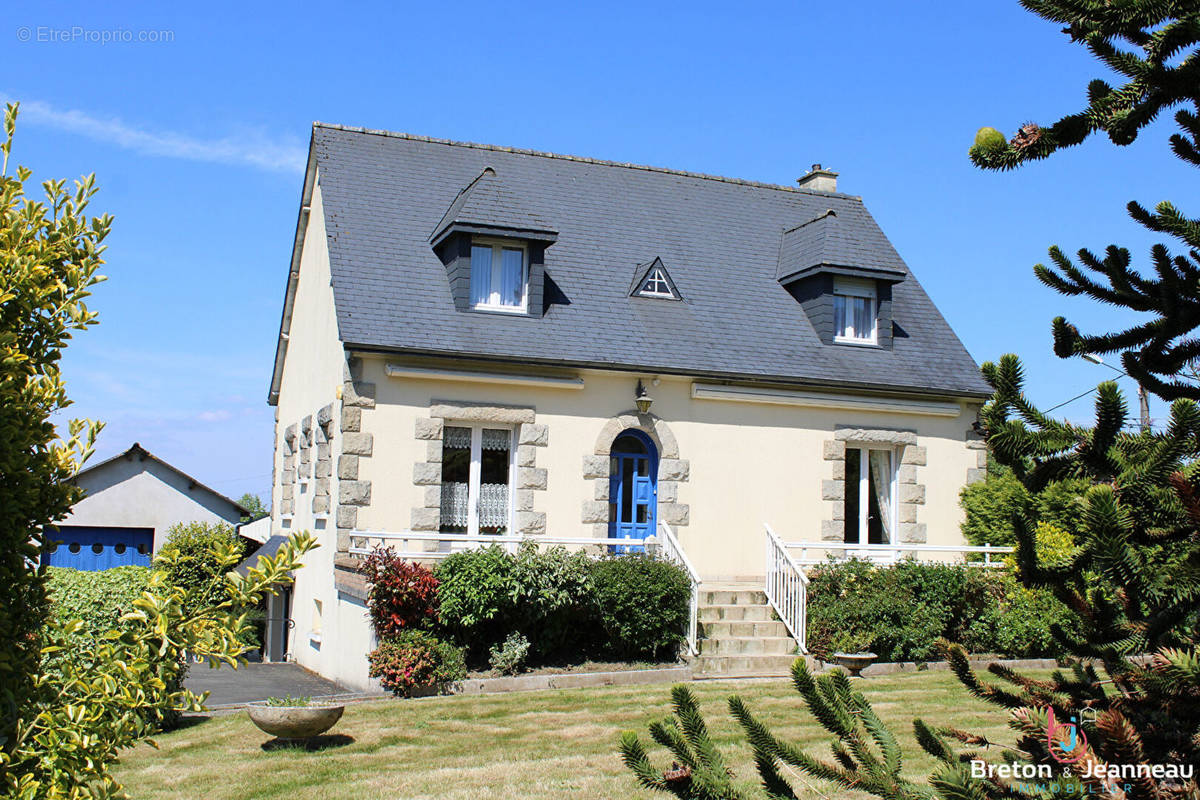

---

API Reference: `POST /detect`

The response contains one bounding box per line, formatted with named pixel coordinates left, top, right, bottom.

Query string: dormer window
left=639, top=267, right=673, bottom=298
left=630, top=257, right=681, bottom=300
left=833, top=277, right=877, bottom=344
left=470, top=239, right=527, bottom=312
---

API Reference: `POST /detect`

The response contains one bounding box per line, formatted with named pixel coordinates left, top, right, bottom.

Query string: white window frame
left=833, top=277, right=878, bottom=345
left=471, top=237, right=528, bottom=313
left=845, top=444, right=898, bottom=553
left=441, top=423, right=517, bottom=541
left=638, top=267, right=675, bottom=298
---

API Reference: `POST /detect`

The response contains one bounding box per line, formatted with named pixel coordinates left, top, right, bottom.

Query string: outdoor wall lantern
left=635, top=380, right=654, bottom=414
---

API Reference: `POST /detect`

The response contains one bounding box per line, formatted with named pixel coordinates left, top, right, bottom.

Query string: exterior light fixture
left=635, top=380, right=654, bottom=415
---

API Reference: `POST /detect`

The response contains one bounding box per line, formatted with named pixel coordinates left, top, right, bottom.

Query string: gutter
left=346, top=344, right=992, bottom=404
left=267, top=132, right=320, bottom=406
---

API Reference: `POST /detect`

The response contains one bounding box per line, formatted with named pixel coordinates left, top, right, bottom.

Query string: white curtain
left=833, top=295, right=848, bottom=336
left=869, top=450, right=894, bottom=542
left=470, top=245, right=492, bottom=305
left=440, top=482, right=470, bottom=527
left=852, top=297, right=874, bottom=338
left=499, top=248, right=524, bottom=307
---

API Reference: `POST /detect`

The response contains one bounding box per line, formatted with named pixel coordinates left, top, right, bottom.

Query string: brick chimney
left=797, top=163, right=838, bottom=193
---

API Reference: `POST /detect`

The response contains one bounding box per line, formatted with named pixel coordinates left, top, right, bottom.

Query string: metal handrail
left=783, top=539, right=1013, bottom=567
left=763, top=523, right=808, bottom=653
left=653, top=521, right=701, bottom=656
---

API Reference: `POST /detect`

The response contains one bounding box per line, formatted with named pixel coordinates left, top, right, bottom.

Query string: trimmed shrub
left=959, top=463, right=1089, bottom=547
left=433, top=546, right=516, bottom=661
left=44, top=565, right=186, bottom=728
left=154, top=521, right=248, bottom=612
left=488, top=632, right=530, bottom=675
left=44, top=566, right=151, bottom=673
left=590, top=553, right=691, bottom=661
left=806, top=558, right=1075, bottom=662
left=368, top=630, right=466, bottom=697
left=359, top=546, right=439, bottom=638
left=509, top=544, right=594, bottom=660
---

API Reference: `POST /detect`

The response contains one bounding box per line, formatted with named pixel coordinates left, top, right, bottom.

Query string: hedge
left=805, top=558, right=1079, bottom=662
left=425, top=544, right=691, bottom=667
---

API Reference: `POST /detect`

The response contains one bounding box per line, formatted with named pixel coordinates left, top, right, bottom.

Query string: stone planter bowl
left=246, top=702, right=344, bottom=741
left=832, top=652, right=878, bottom=677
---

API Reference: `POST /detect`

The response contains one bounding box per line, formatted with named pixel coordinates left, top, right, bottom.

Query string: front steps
left=693, top=586, right=804, bottom=677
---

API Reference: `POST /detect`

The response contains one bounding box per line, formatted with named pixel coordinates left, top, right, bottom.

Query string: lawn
left=113, top=668, right=1038, bottom=799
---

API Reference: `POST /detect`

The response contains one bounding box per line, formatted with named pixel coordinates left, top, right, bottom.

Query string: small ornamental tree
left=359, top=546, right=440, bottom=637
left=0, top=100, right=107, bottom=752
left=0, top=103, right=320, bottom=799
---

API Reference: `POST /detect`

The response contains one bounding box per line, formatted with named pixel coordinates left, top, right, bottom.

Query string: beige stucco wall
left=268, top=178, right=369, bottom=682
left=352, top=354, right=983, bottom=580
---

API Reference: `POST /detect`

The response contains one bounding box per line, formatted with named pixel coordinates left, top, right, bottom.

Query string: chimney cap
left=797, top=164, right=839, bottom=192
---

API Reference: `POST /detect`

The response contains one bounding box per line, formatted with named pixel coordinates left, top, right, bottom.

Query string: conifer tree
left=970, top=0, right=1200, bottom=401
left=621, top=3, right=1200, bottom=798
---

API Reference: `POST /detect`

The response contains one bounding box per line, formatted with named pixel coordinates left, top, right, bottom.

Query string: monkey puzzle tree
left=621, top=3, right=1200, bottom=798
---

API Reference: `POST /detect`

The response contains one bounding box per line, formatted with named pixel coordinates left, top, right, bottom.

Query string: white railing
left=764, top=523, right=808, bottom=653
left=783, top=540, right=1013, bottom=567
left=348, top=526, right=702, bottom=657
left=649, top=521, right=701, bottom=656
left=347, top=530, right=646, bottom=558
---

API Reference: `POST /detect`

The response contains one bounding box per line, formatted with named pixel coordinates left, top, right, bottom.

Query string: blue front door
left=608, top=431, right=657, bottom=550
left=43, top=526, right=154, bottom=570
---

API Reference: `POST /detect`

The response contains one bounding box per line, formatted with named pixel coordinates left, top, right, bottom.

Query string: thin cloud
left=5, top=97, right=306, bottom=173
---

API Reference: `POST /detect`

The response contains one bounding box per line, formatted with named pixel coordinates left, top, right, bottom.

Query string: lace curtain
left=440, top=482, right=470, bottom=527
left=869, top=450, right=894, bottom=542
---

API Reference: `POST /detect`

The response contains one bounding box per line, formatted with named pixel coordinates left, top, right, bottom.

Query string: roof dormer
left=431, top=168, right=557, bottom=317
left=778, top=209, right=906, bottom=349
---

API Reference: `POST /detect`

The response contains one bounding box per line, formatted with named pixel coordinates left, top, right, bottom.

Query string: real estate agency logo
left=1046, top=707, right=1090, bottom=765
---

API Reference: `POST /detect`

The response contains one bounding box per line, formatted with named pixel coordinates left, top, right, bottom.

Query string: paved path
left=186, top=662, right=351, bottom=708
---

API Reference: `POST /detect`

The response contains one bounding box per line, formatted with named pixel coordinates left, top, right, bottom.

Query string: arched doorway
left=608, top=429, right=658, bottom=545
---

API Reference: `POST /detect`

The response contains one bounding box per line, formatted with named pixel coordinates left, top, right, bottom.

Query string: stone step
left=691, top=653, right=804, bottom=677
left=700, top=589, right=767, bottom=606
left=699, top=620, right=791, bottom=638
left=698, top=636, right=797, bottom=656
left=698, top=604, right=777, bottom=622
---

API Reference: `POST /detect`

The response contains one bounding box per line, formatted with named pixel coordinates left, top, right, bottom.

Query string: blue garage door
left=44, top=526, right=154, bottom=570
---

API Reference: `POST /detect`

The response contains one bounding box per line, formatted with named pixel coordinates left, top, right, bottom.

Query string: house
left=266, top=123, right=991, bottom=686
left=47, top=442, right=248, bottom=570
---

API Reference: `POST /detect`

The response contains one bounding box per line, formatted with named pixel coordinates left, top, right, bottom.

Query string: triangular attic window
left=631, top=258, right=681, bottom=300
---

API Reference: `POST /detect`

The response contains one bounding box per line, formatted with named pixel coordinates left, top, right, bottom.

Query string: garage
left=44, top=526, right=154, bottom=570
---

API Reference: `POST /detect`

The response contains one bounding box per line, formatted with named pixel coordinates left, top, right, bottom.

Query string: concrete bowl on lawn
left=245, top=702, right=345, bottom=741
left=832, top=652, right=879, bottom=677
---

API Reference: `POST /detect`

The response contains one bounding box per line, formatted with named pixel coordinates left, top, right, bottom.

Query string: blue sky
left=9, top=1, right=1189, bottom=502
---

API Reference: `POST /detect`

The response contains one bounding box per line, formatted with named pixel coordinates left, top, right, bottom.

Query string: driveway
left=185, top=662, right=354, bottom=708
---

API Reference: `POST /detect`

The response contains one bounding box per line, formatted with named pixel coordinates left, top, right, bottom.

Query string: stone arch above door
left=581, top=411, right=689, bottom=536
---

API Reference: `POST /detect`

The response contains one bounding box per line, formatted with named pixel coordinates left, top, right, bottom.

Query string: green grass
left=113, top=669, right=1038, bottom=799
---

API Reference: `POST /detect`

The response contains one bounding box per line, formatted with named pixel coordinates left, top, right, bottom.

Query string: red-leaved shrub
left=359, top=546, right=439, bottom=638
left=367, top=630, right=466, bottom=697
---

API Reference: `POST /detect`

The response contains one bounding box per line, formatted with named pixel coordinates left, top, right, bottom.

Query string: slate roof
left=300, top=123, right=989, bottom=398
